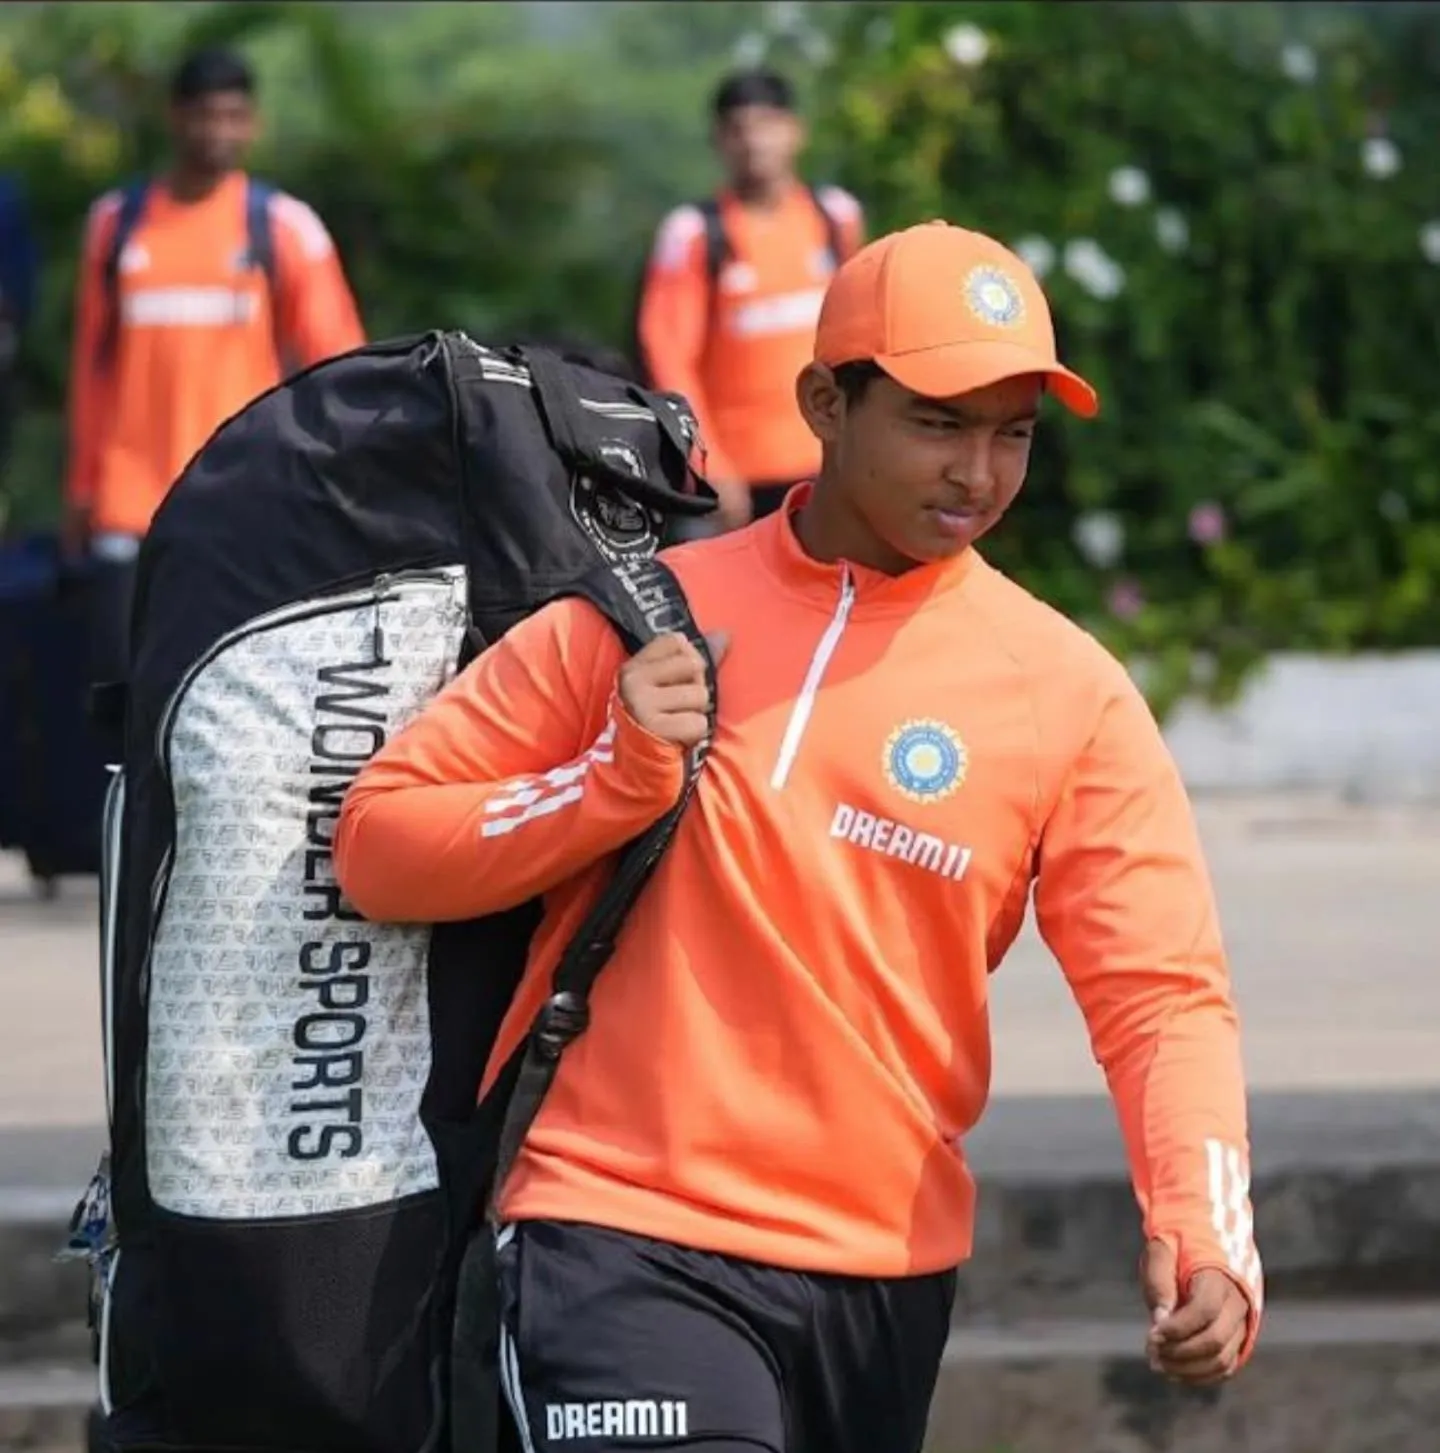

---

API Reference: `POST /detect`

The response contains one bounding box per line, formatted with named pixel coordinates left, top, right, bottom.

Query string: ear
left=796, top=362, right=845, bottom=444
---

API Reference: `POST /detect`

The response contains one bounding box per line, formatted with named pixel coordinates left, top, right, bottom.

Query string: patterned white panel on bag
left=145, top=570, right=468, bottom=1219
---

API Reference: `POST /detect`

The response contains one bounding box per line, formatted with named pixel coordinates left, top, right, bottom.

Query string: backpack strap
left=485, top=556, right=715, bottom=1219
left=243, top=177, right=288, bottom=370
left=523, top=343, right=711, bottom=514
left=98, top=179, right=150, bottom=370
left=697, top=196, right=729, bottom=283
left=244, top=177, right=277, bottom=284
left=806, top=182, right=849, bottom=270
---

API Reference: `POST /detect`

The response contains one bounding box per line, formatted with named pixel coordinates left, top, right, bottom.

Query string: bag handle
left=522, top=346, right=714, bottom=517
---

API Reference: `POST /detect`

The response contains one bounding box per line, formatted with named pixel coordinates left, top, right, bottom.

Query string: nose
left=941, top=433, right=998, bottom=498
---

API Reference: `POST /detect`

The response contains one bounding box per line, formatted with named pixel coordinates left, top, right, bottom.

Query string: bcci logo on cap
left=884, top=719, right=968, bottom=804
left=963, top=265, right=1025, bottom=329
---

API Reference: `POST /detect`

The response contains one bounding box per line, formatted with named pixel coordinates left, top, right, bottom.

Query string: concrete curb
left=927, top=1300, right=1440, bottom=1453
left=7, top=1092, right=1440, bottom=1349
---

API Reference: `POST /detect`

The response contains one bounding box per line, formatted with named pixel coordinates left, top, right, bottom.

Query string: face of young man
left=170, top=88, right=257, bottom=178
left=797, top=365, right=1042, bottom=574
left=713, top=103, right=804, bottom=195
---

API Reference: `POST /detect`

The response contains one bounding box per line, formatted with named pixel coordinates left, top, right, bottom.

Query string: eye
left=1001, top=422, right=1036, bottom=442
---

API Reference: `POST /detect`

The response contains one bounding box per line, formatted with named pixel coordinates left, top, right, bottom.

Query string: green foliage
left=0, top=1, right=1436, bottom=717
left=813, top=0, right=1440, bottom=715
left=0, top=0, right=805, bottom=530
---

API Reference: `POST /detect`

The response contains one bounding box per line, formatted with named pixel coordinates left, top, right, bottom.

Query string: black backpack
left=67, top=332, right=717, bottom=1453
left=628, top=183, right=846, bottom=386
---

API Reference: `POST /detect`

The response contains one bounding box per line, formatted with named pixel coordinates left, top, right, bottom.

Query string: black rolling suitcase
left=0, top=531, right=111, bottom=892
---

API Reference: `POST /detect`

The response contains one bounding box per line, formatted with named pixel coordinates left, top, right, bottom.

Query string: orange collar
left=748, top=482, right=982, bottom=617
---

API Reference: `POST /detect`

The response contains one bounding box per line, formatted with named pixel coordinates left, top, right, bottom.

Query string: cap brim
left=875, top=341, right=1100, bottom=419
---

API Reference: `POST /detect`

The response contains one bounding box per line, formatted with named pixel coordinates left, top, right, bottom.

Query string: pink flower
left=1188, top=501, right=1227, bottom=545
left=1107, top=579, right=1145, bottom=620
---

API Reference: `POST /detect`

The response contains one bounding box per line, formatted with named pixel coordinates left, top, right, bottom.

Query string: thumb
left=1140, top=1238, right=1178, bottom=1324
left=703, top=629, right=730, bottom=666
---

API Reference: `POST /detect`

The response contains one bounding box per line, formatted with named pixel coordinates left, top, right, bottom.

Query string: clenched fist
left=618, top=631, right=727, bottom=749
left=1140, top=1240, right=1253, bottom=1386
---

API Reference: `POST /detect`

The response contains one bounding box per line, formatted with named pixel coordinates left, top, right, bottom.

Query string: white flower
left=766, top=0, right=804, bottom=33
left=1073, top=512, right=1126, bottom=569
left=1013, top=235, right=1056, bottom=278
left=1107, top=166, right=1151, bottom=208
left=1362, top=136, right=1401, bottom=179
left=943, top=23, right=990, bottom=68
left=1280, top=43, right=1317, bottom=83
left=1419, top=221, right=1440, bottom=265
left=1063, top=238, right=1126, bottom=300
left=1155, top=207, right=1190, bottom=254
left=732, top=31, right=769, bottom=67
left=798, top=28, right=833, bottom=66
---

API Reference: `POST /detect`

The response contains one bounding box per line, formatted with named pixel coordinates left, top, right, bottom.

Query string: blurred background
left=0, top=0, right=1437, bottom=711
left=1, top=6, right=1438, bottom=1453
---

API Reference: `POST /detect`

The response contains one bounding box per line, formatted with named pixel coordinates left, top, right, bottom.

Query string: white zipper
left=98, top=1247, right=119, bottom=1415
left=770, top=569, right=855, bottom=790
left=100, top=769, right=125, bottom=1132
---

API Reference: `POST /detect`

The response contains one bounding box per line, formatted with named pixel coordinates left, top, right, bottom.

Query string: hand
left=1140, top=1240, right=1250, bottom=1386
left=618, top=630, right=728, bottom=749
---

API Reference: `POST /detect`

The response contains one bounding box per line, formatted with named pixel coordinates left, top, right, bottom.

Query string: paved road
left=4, top=792, right=1438, bottom=1184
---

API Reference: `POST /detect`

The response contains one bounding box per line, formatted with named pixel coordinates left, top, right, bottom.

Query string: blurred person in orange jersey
left=635, top=68, right=864, bottom=533
left=62, top=46, right=366, bottom=684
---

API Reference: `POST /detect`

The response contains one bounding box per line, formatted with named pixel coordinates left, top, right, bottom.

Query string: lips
left=929, top=503, right=985, bottom=537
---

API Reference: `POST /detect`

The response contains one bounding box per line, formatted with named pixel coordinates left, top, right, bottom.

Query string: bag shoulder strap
left=521, top=342, right=710, bottom=511
left=243, top=177, right=288, bottom=372
left=486, top=556, right=714, bottom=1216
left=98, top=178, right=150, bottom=369
left=805, top=182, right=848, bottom=268
left=697, top=196, right=728, bottom=283
left=244, top=176, right=277, bottom=281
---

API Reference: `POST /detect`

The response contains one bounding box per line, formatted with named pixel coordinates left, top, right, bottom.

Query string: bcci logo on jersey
left=884, top=719, right=967, bottom=804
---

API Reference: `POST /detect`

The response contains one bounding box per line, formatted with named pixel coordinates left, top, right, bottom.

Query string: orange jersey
left=334, top=492, right=1263, bottom=1360
left=65, top=171, right=366, bottom=537
left=637, top=184, right=863, bottom=486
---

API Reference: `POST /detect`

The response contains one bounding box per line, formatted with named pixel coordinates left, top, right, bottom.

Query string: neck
left=730, top=175, right=793, bottom=210
left=165, top=165, right=232, bottom=204
left=792, top=476, right=918, bottom=578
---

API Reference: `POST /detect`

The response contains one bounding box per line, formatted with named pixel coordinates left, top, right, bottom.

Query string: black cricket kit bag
left=67, top=332, right=717, bottom=1453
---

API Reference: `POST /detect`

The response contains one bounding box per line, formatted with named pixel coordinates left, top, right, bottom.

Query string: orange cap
left=813, top=220, right=1099, bottom=417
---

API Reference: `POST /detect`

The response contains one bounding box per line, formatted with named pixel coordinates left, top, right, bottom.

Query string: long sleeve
left=64, top=193, right=120, bottom=511
left=635, top=206, right=742, bottom=483
left=1033, top=668, right=1264, bottom=1359
left=333, top=597, right=686, bottom=925
left=268, top=192, right=366, bottom=371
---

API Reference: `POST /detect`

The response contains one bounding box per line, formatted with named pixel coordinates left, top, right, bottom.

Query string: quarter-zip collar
left=749, top=482, right=982, bottom=618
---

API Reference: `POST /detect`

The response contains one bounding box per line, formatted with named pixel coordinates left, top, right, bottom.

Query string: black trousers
left=495, top=1220, right=955, bottom=1452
